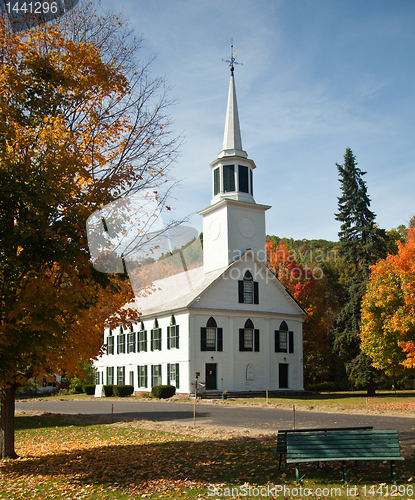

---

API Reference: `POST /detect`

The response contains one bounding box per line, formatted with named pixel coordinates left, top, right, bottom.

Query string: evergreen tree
left=332, top=148, right=388, bottom=395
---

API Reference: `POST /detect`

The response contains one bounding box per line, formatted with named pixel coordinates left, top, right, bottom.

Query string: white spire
left=222, top=73, right=243, bottom=152
left=218, top=48, right=248, bottom=159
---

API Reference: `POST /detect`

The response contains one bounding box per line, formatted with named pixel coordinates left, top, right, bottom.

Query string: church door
left=279, top=363, right=289, bottom=389
left=205, top=363, right=217, bottom=391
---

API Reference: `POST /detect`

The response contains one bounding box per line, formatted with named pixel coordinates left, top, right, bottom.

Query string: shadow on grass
left=7, top=417, right=415, bottom=496
left=14, top=411, right=211, bottom=430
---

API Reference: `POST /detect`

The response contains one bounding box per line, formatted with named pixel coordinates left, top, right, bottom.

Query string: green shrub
left=103, top=385, right=115, bottom=397
left=305, top=381, right=342, bottom=392
left=113, top=385, right=134, bottom=397
left=83, top=385, right=96, bottom=395
left=151, top=385, right=176, bottom=399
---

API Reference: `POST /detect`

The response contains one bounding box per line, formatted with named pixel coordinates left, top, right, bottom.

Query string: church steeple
left=219, top=71, right=247, bottom=159
left=219, top=44, right=247, bottom=159
left=209, top=50, right=256, bottom=206
left=198, top=50, right=271, bottom=274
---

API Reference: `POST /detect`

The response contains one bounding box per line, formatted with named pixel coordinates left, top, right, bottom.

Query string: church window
left=238, top=165, right=249, bottom=193
left=127, top=324, right=136, bottom=353
left=167, top=363, right=180, bottom=388
left=213, top=167, right=220, bottom=196
left=117, top=326, right=125, bottom=354
left=223, top=164, right=235, bottom=192
left=137, top=365, right=148, bottom=388
left=151, top=364, right=162, bottom=386
left=106, top=328, right=114, bottom=355
left=201, top=317, right=223, bottom=351
left=117, top=366, right=125, bottom=385
left=167, top=315, right=179, bottom=349
left=239, top=319, right=260, bottom=352
left=275, top=321, right=294, bottom=353
left=106, top=366, right=114, bottom=385
left=238, top=270, right=259, bottom=304
left=151, top=319, right=162, bottom=351
left=138, top=322, right=147, bottom=352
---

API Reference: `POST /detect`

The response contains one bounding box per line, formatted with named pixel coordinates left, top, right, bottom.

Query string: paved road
left=15, top=399, right=415, bottom=433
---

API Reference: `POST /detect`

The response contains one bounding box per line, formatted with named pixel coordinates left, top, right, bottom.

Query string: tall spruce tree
left=332, top=148, right=387, bottom=395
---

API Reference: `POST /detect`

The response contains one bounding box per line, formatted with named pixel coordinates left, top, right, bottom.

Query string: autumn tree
left=360, top=228, right=415, bottom=378
left=332, top=148, right=388, bottom=394
left=266, top=239, right=338, bottom=384
left=0, top=6, right=178, bottom=458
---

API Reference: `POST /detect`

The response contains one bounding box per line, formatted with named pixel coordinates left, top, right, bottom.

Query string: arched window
left=167, top=314, right=179, bottom=349
left=238, top=270, right=259, bottom=304
left=239, top=319, right=259, bottom=352
left=138, top=321, right=147, bottom=352
left=151, top=318, right=162, bottom=351
left=117, top=325, right=125, bottom=354
left=201, top=317, right=223, bottom=352
left=275, top=321, right=294, bottom=353
left=106, top=328, right=114, bottom=355
left=127, top=324, right=136, bottom=354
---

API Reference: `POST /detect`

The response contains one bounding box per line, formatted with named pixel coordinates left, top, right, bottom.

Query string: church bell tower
left=199, top=49, right=271, bottom=274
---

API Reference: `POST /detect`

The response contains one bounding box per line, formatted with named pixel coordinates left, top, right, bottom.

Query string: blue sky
left=100, top=0, right=415, bottom=241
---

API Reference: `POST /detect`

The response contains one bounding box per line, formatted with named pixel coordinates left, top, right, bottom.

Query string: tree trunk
left=0, top=386, right=18, bottom=459
left=366, top=378, right=376, bottom=397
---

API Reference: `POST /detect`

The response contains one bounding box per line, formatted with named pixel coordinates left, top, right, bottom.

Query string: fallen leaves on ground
left=0, top=414, right=278, bottom=499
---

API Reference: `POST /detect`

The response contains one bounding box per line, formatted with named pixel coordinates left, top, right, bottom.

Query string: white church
left=93, top=62, right=306, bottom=396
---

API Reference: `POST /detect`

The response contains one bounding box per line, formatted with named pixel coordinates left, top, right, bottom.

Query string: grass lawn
left=0, top=414, right=414, bottom=499
left=236, top=390, right=415, bottom=414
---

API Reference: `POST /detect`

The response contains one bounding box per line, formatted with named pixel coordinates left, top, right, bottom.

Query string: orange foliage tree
left=0, top=8, right=178, bottom=458
left=266, top=240, right=335, bottom=383
left=360, top=228, right=415, bottom=376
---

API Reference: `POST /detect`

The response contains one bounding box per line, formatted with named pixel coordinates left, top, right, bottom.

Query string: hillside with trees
left=267, top=148, right=415, bottom=393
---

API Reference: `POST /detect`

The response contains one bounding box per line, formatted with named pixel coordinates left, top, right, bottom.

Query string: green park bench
left=286, top=429, right=403, bottom=485
left=273, top=426, right=373, bottom=473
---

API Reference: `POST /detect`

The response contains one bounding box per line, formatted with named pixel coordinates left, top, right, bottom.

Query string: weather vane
left=223, top=39, right=242, bottom=75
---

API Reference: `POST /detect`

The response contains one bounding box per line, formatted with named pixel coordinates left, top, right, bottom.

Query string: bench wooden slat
left=285, top=429, right=403, bottom=486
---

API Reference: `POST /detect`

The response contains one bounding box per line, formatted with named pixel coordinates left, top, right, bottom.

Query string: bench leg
left=295, top=464, right=300, bottom=485
left=391, top=461, right=396, bottom=486
left=284, top=454, right=287, bottom=474
left=343, top=461, right=348, bottom=486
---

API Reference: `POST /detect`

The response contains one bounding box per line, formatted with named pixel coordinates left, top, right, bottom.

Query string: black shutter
left=214, top=167, right=220, bottom=196
left=144, top=331, right=147, bottom=352
left=239, top=329, right=244, bottom=351
left=275, top=331, right=280, bottom=352
left=176, top=363, right=180, bottom=389
left=289, top=331, right=294, bottom=353
left=201, top=327, right=207, bottom=351
left=238, top=280, right=244, bottom=303
left=150, top=330, right=154, bottom=351
left=254, top=282, right=259, bottom=304
left=254, top=329, right=260, bottom=352
left=167, top=363, right=170, bottom=385
left=167, top=326, right=171, bottom=350
left=176, top=325, right=179, bottom=349
left=217, top=328, right=223, bottom=351
left=144, top=366, right=148, bottom=387
left=151, top=365, right=154, bottom=387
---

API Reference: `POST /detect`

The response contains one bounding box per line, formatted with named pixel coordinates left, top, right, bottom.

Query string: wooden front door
left=205, top=363, right=217, bottom=391
left=279, top=363, right=289, bottom=389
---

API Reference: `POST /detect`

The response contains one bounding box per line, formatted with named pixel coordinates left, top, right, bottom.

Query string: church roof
left=127, top=264, right=227, bottom=318
left=125, top=250, right=306, bottom=319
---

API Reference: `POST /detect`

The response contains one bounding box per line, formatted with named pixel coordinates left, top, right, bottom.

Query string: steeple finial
left=223, top=39, right=243, bottom=75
